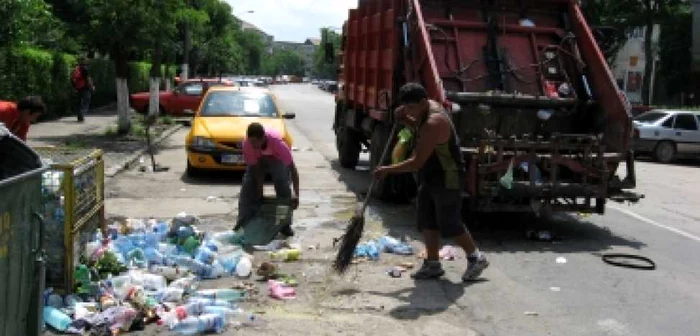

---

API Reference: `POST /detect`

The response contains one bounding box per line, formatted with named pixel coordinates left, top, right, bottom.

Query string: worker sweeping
left=373, top=83, right=489, bottom=281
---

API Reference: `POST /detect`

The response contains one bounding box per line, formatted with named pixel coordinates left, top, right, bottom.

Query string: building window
left=626, top=71, right=642, bottom=93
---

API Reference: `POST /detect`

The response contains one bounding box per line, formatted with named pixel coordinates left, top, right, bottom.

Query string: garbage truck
left=330, top=0, right=642, bottom=214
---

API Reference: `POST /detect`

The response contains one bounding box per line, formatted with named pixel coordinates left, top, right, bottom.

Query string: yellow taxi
left=185, top=86, right=295, bottom=176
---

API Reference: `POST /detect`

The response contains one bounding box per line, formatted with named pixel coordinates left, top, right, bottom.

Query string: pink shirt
left=242, top=130, right=294, bottom=166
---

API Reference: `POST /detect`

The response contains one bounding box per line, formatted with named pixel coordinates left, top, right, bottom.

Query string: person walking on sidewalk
left=71, top=57, right=95, bottom=122
left=236, top=122, right=300, bottom=237
left=0, top=96, right=46, bottom=141
left=373, top=82, right=489, bottom=281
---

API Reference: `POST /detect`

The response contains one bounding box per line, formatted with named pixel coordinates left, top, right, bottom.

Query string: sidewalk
left=26, top=104, right=183, bottom=177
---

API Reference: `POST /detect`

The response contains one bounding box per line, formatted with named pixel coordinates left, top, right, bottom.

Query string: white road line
left=609, top=204, right=700, bottom=243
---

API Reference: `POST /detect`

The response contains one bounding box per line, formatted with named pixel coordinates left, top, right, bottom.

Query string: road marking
left=609, top=205, right=700, bottom=243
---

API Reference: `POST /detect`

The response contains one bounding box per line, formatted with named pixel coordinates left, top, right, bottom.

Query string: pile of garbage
left=42, top=212, right=299, bottom=335
left=353, top=235, right=414, bottom=260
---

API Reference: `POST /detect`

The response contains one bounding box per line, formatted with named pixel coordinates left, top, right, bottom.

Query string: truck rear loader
left=331, top=0, right=642, bottom=215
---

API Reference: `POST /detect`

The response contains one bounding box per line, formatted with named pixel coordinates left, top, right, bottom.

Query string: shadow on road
left=180, top=171, right=244, bottom=185
left=366, top=278, right=487, bottom=320
left=328, top=158, right=646, bottom=256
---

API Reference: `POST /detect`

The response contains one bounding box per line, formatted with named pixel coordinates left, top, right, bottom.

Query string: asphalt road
left=271, top=84, right=700, bottom=336
left=97, top=84, right=700, bottom=336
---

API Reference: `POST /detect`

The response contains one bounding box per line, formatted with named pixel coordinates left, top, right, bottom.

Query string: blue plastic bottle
left=43, top=306, right=72, bottom=332
left=170, top=314, right=224, bottom=335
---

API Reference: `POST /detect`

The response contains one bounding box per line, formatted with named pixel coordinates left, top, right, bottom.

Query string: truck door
left=671, top=113, right=700, bottom=155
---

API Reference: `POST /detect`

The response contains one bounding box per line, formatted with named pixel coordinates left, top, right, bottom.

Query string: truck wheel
left=336, top=125, right=361, bottom=169
left=370, top=124, right=416, bottom=202
left=653, top=141, right=675, bottom=163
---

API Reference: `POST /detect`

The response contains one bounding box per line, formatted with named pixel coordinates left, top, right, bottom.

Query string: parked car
left=185, top=86, right=296, bottom=176
left=633, top=109, right=700, bottom=163
left=130, top=79, right=235, bottom=116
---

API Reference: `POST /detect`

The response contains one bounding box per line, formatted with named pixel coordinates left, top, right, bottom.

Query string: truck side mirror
left=324, top=42, right=335, bottom=63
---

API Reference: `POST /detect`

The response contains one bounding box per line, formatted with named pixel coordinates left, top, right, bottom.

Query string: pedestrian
left=236, top=122, right=300, bottom=237
left=71, top=57, right=95, bottom=122
left=373, top=82, right=489, bottom=281
left=0, top=96, right=46, bottom=141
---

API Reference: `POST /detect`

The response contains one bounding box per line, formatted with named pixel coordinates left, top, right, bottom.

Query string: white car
left=633, top=109, right=700, bottom=163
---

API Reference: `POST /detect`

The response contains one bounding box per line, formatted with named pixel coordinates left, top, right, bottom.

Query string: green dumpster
left=0, top=126, right=48, bottom=336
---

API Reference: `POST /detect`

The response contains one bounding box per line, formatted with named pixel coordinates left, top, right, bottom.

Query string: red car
left=130, top=79, right=235, bottom=116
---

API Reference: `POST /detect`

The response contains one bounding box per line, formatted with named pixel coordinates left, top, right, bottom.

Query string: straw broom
left=333, top=122, right=399, bottom=274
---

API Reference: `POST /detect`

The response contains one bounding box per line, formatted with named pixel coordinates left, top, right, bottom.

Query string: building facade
left=611, top=25, right=660, bottom=105
left=272, top=38, right=320, bottom=76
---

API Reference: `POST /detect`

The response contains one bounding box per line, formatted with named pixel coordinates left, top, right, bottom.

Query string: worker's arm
left=373, top=116, right=447, bottom=178
left=289, top=163, right=300, bottom=209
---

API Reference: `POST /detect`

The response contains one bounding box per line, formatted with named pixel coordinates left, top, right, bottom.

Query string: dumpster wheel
left=602, top=253, right=656, bottom=270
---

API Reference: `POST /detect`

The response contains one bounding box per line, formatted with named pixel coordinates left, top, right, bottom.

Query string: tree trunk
left=114, top=49, right=131, bottom=134
left=642, top=19, right=655, bottom=105
left=150, top=36, right=163, bottom=117
left=181, top=23, right=190, bottom=81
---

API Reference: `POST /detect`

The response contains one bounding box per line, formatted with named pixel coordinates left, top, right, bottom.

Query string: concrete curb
left=105, top=124, right=184, bottom=177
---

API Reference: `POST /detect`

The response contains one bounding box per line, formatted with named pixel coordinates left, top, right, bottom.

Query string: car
left=185, top=86, right=296, bottom=176
left=633, top=109, right=700, bottom=163
left=130, top=79, right=235, bottom=116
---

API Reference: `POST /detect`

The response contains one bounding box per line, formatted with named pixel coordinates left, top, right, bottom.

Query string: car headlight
left=192, top=136, right=217, bottom=148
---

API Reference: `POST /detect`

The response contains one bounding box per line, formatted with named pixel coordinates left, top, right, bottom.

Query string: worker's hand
left=373, top=166, right=390, bottom=180
left=291, top=194, right=299, bottom=210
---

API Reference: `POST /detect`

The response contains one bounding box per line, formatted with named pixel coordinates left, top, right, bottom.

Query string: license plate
left=221, top=154, right=241, bottom=164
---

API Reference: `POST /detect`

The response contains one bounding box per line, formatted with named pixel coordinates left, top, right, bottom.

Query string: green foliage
left=659, top=9, right=692, bottom=97
left=262, top=50, right=307, bottom=77
left=314, top=28, right=341, bottom=79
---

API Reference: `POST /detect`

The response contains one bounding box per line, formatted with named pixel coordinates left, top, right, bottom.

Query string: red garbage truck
left=331, top=0, right=641, bottom=215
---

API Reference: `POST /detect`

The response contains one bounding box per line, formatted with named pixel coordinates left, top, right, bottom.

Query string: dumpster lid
left=0, top=125, right=44, bottom=181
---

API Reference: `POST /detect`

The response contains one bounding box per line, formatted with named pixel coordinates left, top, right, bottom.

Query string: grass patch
left=63, top=138, right=89, bottom=148
left=159, top=115, right=175, bottom=125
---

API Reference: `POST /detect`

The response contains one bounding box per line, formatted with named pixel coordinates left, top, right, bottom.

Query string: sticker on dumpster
left=0, top=212, right=11, bottom=259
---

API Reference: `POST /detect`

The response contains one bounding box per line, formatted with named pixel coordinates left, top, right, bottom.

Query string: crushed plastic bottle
left=129, top=271, right=167, bottom=292
left=185, top=297, right=236, bottom=308
left=235, top=256, right=252, bottom=277
left=43, top=306, right=72, bottom=332
left=211, top=231, right=245, bottom=246
left=218, top=251, right=242, bottom=275
left=150, top=265, right=192, bottom=281
left=195, top=246, right=217, bottom=265
left=158, top=287, right=185, bottom=303
left=269, top=248, right=300, bottom=262
left=127, top=248, right=148, bottom=269
left=170, top=314, right=225, bottom=335
left=193, top=288, right=246, bottom=302
left=354, top=241, right=380, bottom=260
left=378, top=236, right=414, bottom=255
left=169, top=276, right=200, bottom=294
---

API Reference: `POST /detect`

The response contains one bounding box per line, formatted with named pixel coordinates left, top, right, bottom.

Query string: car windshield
left=200, top=91, right=278, bottom=117
left=634, top=111, right=669, bottom=123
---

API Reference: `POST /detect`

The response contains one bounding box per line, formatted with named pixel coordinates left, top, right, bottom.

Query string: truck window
left=673, top=114, right=699, bottom=131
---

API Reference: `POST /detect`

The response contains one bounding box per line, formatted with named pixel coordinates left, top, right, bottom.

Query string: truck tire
left=653, top=141, right=675, bottom=163
left=370, top=124, right=416, bottom=202
left=336, top=124, right=361, bottom=168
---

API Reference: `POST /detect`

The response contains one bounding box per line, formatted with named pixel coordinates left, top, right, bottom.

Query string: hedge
left=0, top=47, right=177, bottom=120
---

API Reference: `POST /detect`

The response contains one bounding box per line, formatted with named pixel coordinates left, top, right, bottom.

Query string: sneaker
left=410, top=260, right=445, bottom=280
left=463, top=255, right=490, bottom=281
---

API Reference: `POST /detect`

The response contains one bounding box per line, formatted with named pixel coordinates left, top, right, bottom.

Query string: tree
left=658, top=8, right=692, bottom=100
left=237, top=30, right=266, bottom=75
left=313, top=28, right=341, bottom=79
left=581, top=0, right=633, bottom=62
left=87, top=0, right=154, bottom=133
left=263, top=49, right=306, bottom=77
left=1, top=0, right=64, bottom=49
left=145, top=0, right=185, bottom=117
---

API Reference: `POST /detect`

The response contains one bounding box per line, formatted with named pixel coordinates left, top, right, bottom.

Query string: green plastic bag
left=392, top=128, right=414, bottom=164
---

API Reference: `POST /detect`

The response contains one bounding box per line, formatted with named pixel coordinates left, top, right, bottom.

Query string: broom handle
left=360, top=122, right=400, bottom=214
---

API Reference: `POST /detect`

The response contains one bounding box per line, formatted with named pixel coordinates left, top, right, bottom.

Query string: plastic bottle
left=43, top=306, right=72, bottom=332
left=193, top=288, right=246, bottom=302
left=170, top=314, right=225, bottom=335
left=158, top=287, right=185, bottom=303
left=172, top=255, right=213, bottom=277
left=269, top=248, right=300, bottom=262
left=169, top=276, right=199, bottom=294
left=182, top=236, right=201, bottom=256
left=195, top=246, right=216, bottom=265
left=144, top=247, right=166, bottom=265
left=218, top=252, right=242, bottom=274
left=185, top=297, right=235, bottom=308
left=202, top=305, right=241, bottom=319
left=130, top=271, right=167, bottom=292
left=177, top=226, right=195, bottom=239
left=150, top=265, right=192, bottom=281
left=127, top=248, right=148, bottom=269
left=236, top=256, right=252, bottom=277
left=378, top=236, right=413, bottom=255
left=212, top=231, right=245, bottom=245
left=202, top=260, right=225, bottom=279
left=47, top=293, right=64, bottom=308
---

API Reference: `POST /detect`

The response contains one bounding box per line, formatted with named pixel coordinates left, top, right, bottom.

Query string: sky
left=225, top=0, right=357, bottom=42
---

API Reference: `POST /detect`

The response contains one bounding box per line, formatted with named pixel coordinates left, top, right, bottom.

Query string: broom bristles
left=333, top=215, right=365, bottom=274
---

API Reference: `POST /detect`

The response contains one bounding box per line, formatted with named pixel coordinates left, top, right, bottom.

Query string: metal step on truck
left=330, top=0, right=642, bottom=215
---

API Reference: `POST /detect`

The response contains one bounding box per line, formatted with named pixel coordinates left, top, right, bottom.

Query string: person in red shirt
left=0, top=96, right=46, bottom=141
